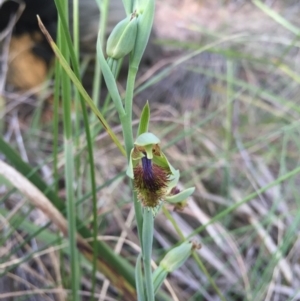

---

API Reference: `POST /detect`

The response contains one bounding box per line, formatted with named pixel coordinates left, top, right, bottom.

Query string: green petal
left=165, top=187, right=195, bottom=203
left=160, top=241, right=194, bottom=272
left=152, top=152, right=176, bottom=175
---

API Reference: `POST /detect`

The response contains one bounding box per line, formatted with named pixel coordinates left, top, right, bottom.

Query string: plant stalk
left=142, top=209, right=154, bottom=301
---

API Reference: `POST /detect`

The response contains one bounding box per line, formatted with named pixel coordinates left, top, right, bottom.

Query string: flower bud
left=160, top=241, right=195, bottom=272
left=153, top=241, right=201, bottom=293
left=106, top=13, right=138, bottom=59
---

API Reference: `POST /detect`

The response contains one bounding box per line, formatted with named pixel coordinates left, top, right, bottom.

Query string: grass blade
left=37, top=16, right=126, bottom=157
left=0, top=137, right=137, bottom=298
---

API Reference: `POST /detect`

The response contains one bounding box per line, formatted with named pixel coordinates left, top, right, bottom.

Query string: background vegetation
left=1, top=0, right=300, bottom=300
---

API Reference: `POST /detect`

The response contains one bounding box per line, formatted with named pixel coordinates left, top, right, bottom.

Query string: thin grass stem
left=53, top=57, right=60, bottom=195
left=223, top=59, right=234, bottom=198
left=189, top=164, right=300, bottom=238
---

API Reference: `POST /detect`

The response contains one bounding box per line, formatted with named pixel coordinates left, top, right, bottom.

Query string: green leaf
left=137, top=101, right=151, bottom=137
left=252, top=0, right=300, bottom=35
left=37, top=17, right=126, bottom=157
left=0, top=136, right=63, bottom=210
left=0, top=137, right=136, bottom=297
left=153, top=266, right=167, bottom=294
left=135, top=253, right=146, bottom=301
left=97, top=31, right=126, bottom=117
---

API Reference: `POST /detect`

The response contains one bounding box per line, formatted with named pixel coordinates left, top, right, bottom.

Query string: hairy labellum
left=133, top=157, right=170, bottom=208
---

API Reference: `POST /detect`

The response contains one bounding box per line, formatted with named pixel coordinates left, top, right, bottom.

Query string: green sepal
left=137, top=101, right=150, bottom=136
left=160, top=241, right=193, bottom=272
left=165, top=187, right=195, bottom=204
left=152, top=154, right=168, bottom=169
left=135, top=132, right=160, bottom=146
left=126, top=149, right=135, bottom=179
left=161, top=152, right=177, bottom=175
left=122, top=0, right=133, bottom=16
left=131, top=0, right=155, bottom=68
left=152, top=152, right=176, bottom=175
left=153, top=241, right=194, bottom=294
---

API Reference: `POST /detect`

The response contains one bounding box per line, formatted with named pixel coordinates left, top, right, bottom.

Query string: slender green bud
left=153, top=241, right=201, bottom=294
left=159, top=241, right=197, bottom=272
left=106, top=12, right=138, bottom=59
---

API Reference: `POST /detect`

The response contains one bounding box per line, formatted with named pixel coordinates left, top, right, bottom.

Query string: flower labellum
left=127, top=132, right=172, bottom=208
left=134, top=155, right=170, bottom=207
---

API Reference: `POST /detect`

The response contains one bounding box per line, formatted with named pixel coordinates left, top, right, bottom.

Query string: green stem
left=142, top=209, right=154, bottom=301
left=122, top=64, right=145, bottom=246
left=125, top=65, right=138, bottom=116
left=123, top=65, right=138, bottom=155
left=135, top=253, right=146, bottom=301
left=192, top=253, right=226, bottom=301
left=133, top=191, right=143, bottom=248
